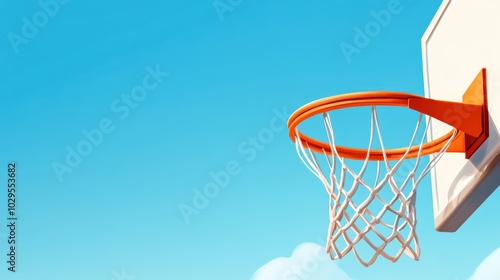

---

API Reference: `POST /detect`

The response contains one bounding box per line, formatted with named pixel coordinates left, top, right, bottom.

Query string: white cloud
left=251, top=243, right=354, bottom=280
left=469, top=248, right=500, bottom=280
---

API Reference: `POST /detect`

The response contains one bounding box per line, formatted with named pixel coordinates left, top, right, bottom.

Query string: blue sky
left=1, top=0, right=499, bottom=279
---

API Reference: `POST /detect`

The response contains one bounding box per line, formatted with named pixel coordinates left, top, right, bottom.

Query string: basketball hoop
left=287, top=70, right=488, bottom=267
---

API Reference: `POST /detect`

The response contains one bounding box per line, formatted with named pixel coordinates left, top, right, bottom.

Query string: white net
left=294, top=106, right=458, bottom=267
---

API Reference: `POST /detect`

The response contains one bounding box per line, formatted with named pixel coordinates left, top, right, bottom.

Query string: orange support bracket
left=408, top=68, right=489, bottom=159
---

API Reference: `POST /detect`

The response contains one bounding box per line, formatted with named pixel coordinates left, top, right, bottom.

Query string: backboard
left=422, top=0, right=500, bottom=232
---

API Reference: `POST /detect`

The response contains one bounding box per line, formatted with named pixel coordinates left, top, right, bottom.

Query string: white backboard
left=422, top=0, right=500, bottom=232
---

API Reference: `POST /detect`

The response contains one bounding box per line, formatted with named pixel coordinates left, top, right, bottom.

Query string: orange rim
left=287, top=91, right=462, bottom=160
